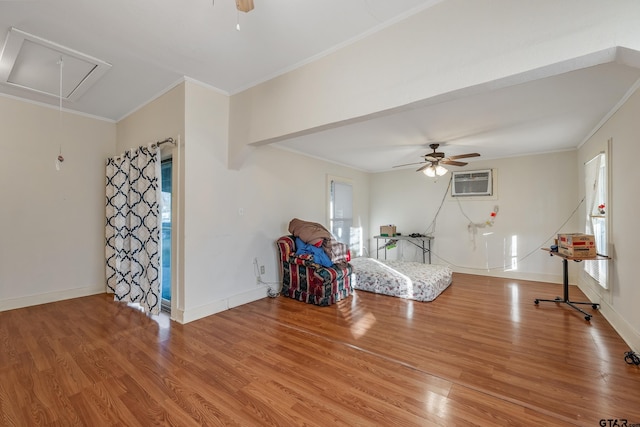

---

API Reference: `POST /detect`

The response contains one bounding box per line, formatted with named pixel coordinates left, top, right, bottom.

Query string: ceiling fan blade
left=236, top=0, right=254, bottom=12
left=401, top=145, right=481, bottom=171
left=448, top=153, right=480, bottom=160
left=393, top=161, right=426, bottom=168
left=441, top=160, right=468, bottom=166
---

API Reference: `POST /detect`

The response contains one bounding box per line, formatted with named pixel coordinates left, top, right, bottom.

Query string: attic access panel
left=0, top=27, right=111, bottom=101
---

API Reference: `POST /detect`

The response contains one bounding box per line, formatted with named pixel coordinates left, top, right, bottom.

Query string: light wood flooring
left=1, top=273, right=639, bottom=426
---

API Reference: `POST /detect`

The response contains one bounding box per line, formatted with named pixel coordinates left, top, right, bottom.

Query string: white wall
left=578, top=86, right=640, bottom=352
left=116, top=84, right=185, bottom=153
left=370, top=151, right=580, bottom=283
left=0, top=96, right=116, bottom=310
left=182, top=81, right=370, bottom=322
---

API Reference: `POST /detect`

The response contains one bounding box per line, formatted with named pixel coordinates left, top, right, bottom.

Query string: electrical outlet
left=260, top=265, right=265, bottom=274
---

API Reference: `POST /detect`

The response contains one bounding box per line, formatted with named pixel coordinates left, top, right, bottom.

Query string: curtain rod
left=108, top=137, right=176, bottom=163
left=156, top=137, right=175, bottom=147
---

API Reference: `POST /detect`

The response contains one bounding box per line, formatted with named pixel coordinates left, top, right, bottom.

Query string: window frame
left=327, top=175, right=362, bottom=257
left=584, top=150, right=609, bottom=289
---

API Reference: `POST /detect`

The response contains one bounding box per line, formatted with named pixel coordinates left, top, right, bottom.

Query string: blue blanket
left=295, top=237, right=333, bottom=267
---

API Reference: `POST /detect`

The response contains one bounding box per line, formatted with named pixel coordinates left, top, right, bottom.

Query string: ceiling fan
left=393, top=143, right=480, bottom=177
left=212, top=0, right=254, bottom=12
left=236, top=0, right=254, bottom=12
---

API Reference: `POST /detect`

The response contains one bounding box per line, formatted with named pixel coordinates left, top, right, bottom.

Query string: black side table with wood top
left=535, top=248, right=610, bottom=321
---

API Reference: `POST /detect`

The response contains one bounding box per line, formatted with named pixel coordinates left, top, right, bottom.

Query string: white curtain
left=584, top=152, right=607, bottom=288
left=584, top=154, right=601, bottom=224
left=105, top=145, right=162, bottom=314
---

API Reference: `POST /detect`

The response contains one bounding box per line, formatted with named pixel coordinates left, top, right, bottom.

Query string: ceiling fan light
left=435, top=165, right=448, bottom=176
left=423, top=166, right=436, bottom=177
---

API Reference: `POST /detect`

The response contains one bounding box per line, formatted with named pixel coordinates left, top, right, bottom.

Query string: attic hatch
left=0, top=27, right=111, bottom=101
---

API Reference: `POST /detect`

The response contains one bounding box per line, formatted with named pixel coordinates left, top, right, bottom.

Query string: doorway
left=161, top=158, right=172, bottom=311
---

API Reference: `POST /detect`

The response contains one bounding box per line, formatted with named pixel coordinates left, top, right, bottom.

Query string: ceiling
left=2, top=0, right=640, bottom=173
left=275, top=60, right=640, bottom=172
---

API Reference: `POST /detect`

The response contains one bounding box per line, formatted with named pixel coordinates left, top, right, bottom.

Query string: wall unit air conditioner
left=451, top=169, right=493, bottom=197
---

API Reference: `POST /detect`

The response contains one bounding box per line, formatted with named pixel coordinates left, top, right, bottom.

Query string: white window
left=584, top=152, right=608, bottom=288
left=328, top=176, right=362, bottom=257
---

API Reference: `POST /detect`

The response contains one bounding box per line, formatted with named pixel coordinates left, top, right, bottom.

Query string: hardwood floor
left=1, top=273, right=639, bottom=426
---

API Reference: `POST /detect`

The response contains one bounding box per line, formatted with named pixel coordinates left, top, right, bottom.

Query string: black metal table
left=534, top=249, right=609, bottom=321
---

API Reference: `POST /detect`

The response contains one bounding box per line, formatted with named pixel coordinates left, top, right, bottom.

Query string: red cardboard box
left=557, top=233, right=596, bottom=258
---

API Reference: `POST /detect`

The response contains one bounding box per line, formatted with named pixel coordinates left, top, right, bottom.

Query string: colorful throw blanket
left=288, top=218, right=350, bottom=266
left=325, top=238, right=350, bottom=265
left=295, top=237, right=333, bottom=267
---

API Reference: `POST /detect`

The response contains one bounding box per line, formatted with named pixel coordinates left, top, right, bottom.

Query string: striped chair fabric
left=276, top=235, right=353, bottom=306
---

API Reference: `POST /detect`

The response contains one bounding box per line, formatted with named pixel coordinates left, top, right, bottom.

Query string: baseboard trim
left=451, top=267, right=561, bottom=284
left=0, top=285, right=105, bottom=312
left=579, top=284, right=640, bottom=353
left=174, top=286, right=268, bottom=324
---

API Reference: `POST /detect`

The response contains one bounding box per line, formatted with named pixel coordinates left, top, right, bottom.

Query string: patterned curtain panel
left=105, top=146, right=162, bottom=315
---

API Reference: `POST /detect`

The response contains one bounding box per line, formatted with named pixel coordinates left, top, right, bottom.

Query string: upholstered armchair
left=276, top=235, right=353, bottom=306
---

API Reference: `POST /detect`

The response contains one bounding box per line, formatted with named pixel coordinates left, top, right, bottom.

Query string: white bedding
left=350, top=257, right=452, bottom=302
